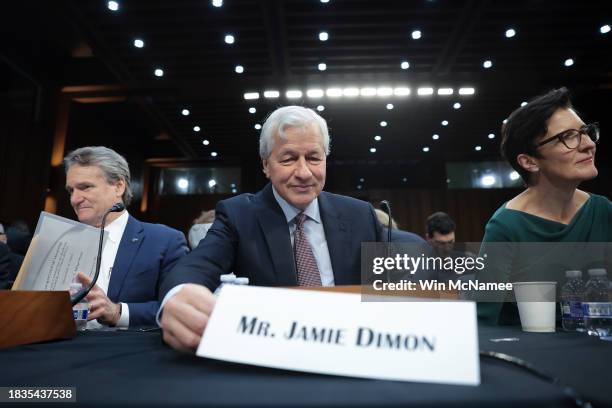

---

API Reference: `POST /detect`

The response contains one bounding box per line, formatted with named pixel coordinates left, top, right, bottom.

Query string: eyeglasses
left=537, top=123, right=600, bottom=150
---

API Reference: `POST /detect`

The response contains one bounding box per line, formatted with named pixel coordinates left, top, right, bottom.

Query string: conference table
left=0, top=325, right=610, bottom=407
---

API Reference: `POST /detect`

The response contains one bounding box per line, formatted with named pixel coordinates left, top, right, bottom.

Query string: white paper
left=12, top=212, right=105, bottom=291
left=198, top=285, right=480, bottom=386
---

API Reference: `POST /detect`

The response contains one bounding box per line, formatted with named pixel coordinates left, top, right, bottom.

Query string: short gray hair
left=259, top=106, right=330, bottom=159
left=64, top=146, right=133, bottom=206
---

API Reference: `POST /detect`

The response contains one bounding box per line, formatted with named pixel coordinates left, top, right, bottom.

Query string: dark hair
left=426, top=212, right=455, bottom=237
left=500, top=87, right=572, bottom=185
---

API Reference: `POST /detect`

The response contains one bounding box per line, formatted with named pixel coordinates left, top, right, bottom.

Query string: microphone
left=379, top=200, right=393, bottom=243
left=70, top=203, right=126, bottom=305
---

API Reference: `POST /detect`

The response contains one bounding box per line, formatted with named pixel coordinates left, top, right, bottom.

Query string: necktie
left=293, top=212, right=322, bottom=286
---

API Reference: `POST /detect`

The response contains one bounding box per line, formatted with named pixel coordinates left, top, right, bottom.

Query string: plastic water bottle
left=560, top=270, right=585, bottom=332
left=69, top=282, right=89, bottom=331
left=583, top=268, right=612, bottom=337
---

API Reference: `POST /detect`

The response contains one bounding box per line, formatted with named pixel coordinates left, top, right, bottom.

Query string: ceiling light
left=307, top=89, right=324, bottom=98
left=400, top=61, right=410, bottom=70
left=458, top=87, right=475, bottom=95
left=318, top=62, right=327, bottom=71
left=386, top=103, right=394, bottom=110
left=248, top=107, right=256, bottom=114
left=369, top=148, right=377, bottom=153
left=107, top=1, right=119, bottom=11
left=154, top=68, right=164, bottom=77
left=224, top=34, right=235, bottom=44
left=319, top=31, right=329, bottom=41
left=374, top=135, right=382, bottom=141
left=316, top=105, right=325, bottom=111
left=483, top=60, right=492, bottom=69
left=212, top=0, right=223, bottom=7
left=181, top=109, right=190, bottom=116
left=202, top=139, right=210, bottom=145
left=320, top=0, right=330, bottom=3
left=509, top=171, right=520, bottom=181
left=263, top=90, right=280, bottom=98
left=520, top=101, right=528, bottom=107
left=380, top=121, right=387, bottom=127
left=481, top=175, right=495, bottom=186
left=376, top=87, right=393, bottom=96
left=286, top=90, right=303, bottom=99
left=193, top=126, right=201, bottom=132
left=441, top=120, right=449, bottom=126
left=243, top=92, right=259, bottom=100
left=422, top=147, right=430, bottom=152
left=357, top=185, right=362, bottom=190
left=438, top=88, right=454, bottom=95
left=601, top=24, right=611, bottom=34
left=417, top=87, right=434, bottom=96
left=564, top=58, right=574, bottom=67
left=453, top=102, right=461, bottom=109
left=359, top=178, right=365, bottom=182
left=235, top=65, right=244, bottom=73
left=475, top=145, right=482, bottom=151
left=343, top=87, right=359, bottom=97
left=411, top=30, right=422, bottom=40
left=432, top=134, right=439, bottom=140
left=254, top=124, right=262, bottom=130
left=326, top=88, right=342, bottom=97
left=177, top=178, right=189, bottom=189
left=359, top=87, right=376, bottom=96
left=133, top=39, right=144, bottom=48
left=503, top=119, right=508, bottom=124
left=393, top=87, right=411, bottom=96
left=208, top=179, right=217, bottom=188
left=488, top=133, right=495, bottom=139
left=505, top=28, right=516, bottom=38
left=211, top=152, right=218, bottom=157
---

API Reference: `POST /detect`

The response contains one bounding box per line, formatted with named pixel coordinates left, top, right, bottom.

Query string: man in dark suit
left=65, top=146, right=188, bottom=328
left=160, top=106, right=382, bottom=352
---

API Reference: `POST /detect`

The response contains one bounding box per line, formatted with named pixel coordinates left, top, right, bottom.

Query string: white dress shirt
left=87, top=210, right=130, bottom=329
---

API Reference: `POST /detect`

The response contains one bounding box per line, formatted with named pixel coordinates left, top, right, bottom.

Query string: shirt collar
left=272, top=186, right=321, bottom=225
left=104, top=211, right=129, bottom=243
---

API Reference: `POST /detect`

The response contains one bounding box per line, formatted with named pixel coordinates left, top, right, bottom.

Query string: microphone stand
left=70, top=203, right=125, bottom=306
left=379, top=200, right=393, bottom=283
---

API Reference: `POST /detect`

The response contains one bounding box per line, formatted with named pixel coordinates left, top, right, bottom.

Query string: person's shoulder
left=132, top=216, right=183, bottom=238
left=482, top=203, right=520, bottom=242
left=216, top=191, right=259, bottom=211
left=320, top=191, right=372, bottom=210
left=584, top=192, right=612, bottom=209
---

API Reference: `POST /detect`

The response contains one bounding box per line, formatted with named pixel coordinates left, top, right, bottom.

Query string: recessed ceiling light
left=208, top=179, right=217, bottom=188
left=211, top=152, right=218, bottom=157
left=441, top=120, right=449, bottom=126
left=316, top=105, right=325, bottom=111
left=438, top=88, right=454, bottom=96
left=357, top=185, right=362, bottom=190
left=380, top=121, right=388, bottom=127
left=286, top=90, right=303, bottom=99
left=360, top=87, right=377, bottom=96
left=318, top=62, right=327, bottom=71
left=453, top=102, right=461, bottom=109
left=481, top=175, right=495, bottom=186
left=432, top=134, right=439, bottom=140
left=400, top=61, right=410, bottom=70
left=483, top=60, right=492, bottom=69
left=393, top=87, right=411, bottom=96
left=193, top=126, right=201, bottom=132
left=224, top=34, right=235, bottom=44
left=212, top=0, right=223, bottom=7
left=520, top=101, right=528, bottom=107
left=307, top=89, right=324, bottom=98
left=133, top=39, right=144, bottom=48
left=107, top=1, right=119, bottom=11
left=319, top=31, right=329, bottom=41
left=564, top=58, right=574, bottom=67
left=417, top=87, right=434, bottom=96
left=458, top=87, right=475, bottom=95
left=320, top=0, right=330, bottom=3
left=326, top=88, right=342, bottom=97
left=509, top=171, right=520, bottom=181
left=369, top=148, right=377, bottom=153
left=386, top=103, right=394, bottom=110
left=376, top=87, right=393, bottom=96
left=343, top=87, right=359, bottom=97
left=411, top=30, right=422, bottom=40
left=374, top=135, right=382, bottom=141
left=601, top=24, right=611, bottom=34
left=503, top=119, right=508, bottom=124
left=402, top=177, right=408, bottom=182
left=154, top=68, right=164, bottom=77
left=181, top=109, right=190, bottom=116
left=243, top=92, right=259, bottom=100
left=359, top=177, right=365, bottom=182
left=235, top=65, right=244, bottom=73
left=263, top=90, right=280, bottom=98
left=475, top=145, right=482, bottom=151
left=254, top=124, right=262, bottom=130
left=177, top=178, right=189, bottom=189
left=505, top=28, right=516, bottom=38
left=202, top=139, right=210, bottom=145
left=248, top=107, right=256, bottom=114
left=422, top=147, right=430, bottom=152
left=488, top=133, right=495, bottom=139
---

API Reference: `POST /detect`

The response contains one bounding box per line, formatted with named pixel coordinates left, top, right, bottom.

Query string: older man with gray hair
left=65, top=146, right=188, bottom=328
left=159, top=106, right=382, bottom=352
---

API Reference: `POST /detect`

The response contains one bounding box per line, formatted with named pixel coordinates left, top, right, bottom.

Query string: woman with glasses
left=476, top=87, right=611, bottom=325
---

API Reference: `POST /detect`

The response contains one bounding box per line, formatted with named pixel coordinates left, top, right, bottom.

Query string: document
left=12, top=212, right=105, bottom=291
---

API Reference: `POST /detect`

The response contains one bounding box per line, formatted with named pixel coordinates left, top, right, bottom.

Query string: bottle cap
left=565, top=270, right=582, bottom=278
left=587, top=268, right=607, bottom=277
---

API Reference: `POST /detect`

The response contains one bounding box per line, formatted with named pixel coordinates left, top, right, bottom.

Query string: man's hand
left=161, top=284, right=216, bottom=353
left=76, top=272, right=121, bottom=326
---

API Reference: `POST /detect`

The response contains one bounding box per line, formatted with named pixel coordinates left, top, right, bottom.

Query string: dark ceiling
left=3, top=0, right=612, bottom=188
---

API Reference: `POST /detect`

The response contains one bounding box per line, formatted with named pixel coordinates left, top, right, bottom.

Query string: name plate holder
left=197, top=285, right=480, bottom=386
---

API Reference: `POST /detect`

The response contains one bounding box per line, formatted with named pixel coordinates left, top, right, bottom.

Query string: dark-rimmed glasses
left=537, top=123, right=600, bottom=149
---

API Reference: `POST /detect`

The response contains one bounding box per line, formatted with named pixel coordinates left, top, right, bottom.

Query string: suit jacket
left=0, top=242, right=23, bottom=289
left=109, top=216, right=188, bottom=327
left=160, top=183, right=383, bottom=297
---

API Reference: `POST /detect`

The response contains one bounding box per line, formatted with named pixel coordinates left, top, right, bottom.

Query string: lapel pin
left=132, top=237, right=139, bottom=242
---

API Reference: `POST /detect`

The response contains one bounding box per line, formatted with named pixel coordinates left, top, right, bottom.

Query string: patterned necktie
left=293, top=212, right=322, bottom=286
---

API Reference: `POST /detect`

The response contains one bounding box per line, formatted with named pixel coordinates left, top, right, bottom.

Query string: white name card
left=197, top=285, right=480, bottom=386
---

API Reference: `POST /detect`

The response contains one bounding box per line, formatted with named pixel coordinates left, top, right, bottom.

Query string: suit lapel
left=107, top=216, right=145, bottom=300
left=318, top=192, right=351, bottom=284
left=255, top=184, right=298, bottom=286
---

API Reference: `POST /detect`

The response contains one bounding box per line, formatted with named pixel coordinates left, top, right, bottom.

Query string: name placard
left=197, top=285, right=480, bottom=386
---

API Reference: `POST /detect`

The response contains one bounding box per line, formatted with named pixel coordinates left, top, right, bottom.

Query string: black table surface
left=0, top=325, right=610, bottom=408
